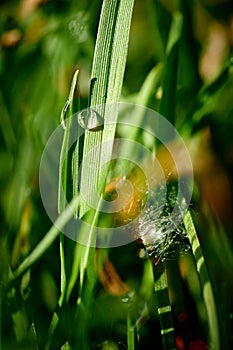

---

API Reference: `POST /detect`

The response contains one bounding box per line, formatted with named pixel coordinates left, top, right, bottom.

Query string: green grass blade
left=137, top=63, right=163, bottom=107
left=159, top=11, right=183, bottom=128
left=58, top=70, right=79, bottom=297
left=78, top=0, right=120, bottom=217
left=65, top=0, right=135, bottom=312
left=98, top=0, right=136, bottom=189
left=65, top=210, right=99, bottom=302
left=79, top=0, right=135, bottom=217
left=89, top=0, right=119, bottom=107
left=0, top=90, right=16, bottom=152
left=119, top=63, right=163, bottom=160
left=8, top=194, right=79, bottom=285
left=190, top=61, right=233, bottom=130
left=153, top=264, right=176, bottom=350
left=105, top=0, right=135, bottom=103
left=43, top=70, right=81, bottom=350
left=58, top=69, right=79, bottom=215
left=184, top=211, right=220, bottom=350
left=47, top=1, right=136, bottom=348
left=127, top=311, right=135, bottom=350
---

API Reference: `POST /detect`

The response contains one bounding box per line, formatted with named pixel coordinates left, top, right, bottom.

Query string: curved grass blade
left=8, top=194, right=79, bottom=287
left=184, top=211, right=220, bottom=350
left=58, top=70, right=80, bottom=301
left=45, top=71, right=80, bottom=350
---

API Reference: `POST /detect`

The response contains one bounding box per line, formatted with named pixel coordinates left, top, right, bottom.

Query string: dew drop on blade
left=77, top=108, right=102, bottom=131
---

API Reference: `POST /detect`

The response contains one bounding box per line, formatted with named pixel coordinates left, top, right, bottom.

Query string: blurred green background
left=0, top=0, right=233, bottom=349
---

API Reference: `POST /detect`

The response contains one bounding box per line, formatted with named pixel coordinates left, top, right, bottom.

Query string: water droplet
left=60, top=100, right=71, bottom=130
left=68, top=15, right=88, bottom=43
left=77, top=108, right=102, bottom=131
left=121, top=290, right=135, bottom=304
left=139, top=247, right=148, bottom=259
left=121, top=296, right=129, bottom=303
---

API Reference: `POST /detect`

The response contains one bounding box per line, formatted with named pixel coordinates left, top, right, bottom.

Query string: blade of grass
left=0, top=90, right=16, bottom=152
left=190, top=60, right=233, bottom=130
left=153, top=263, right=176, bottom=350
left=147, top=0, right=165, bottom=62
left=184, top=210, right=220, bottom=350
left=78, top=0, right=120, bottom=219
left=44, top=71, right=80, bottom=350
left=77, top=0, right=135, bottom=290
left=127, top=311, right=135, bottom=350
left=79, top=0, right=135, bottom=217
left=207, top=220, right=233, bottom=348
left=8, top=194, right=79, bottom=286
left=137, top=63, right=163, bottom=107
left=58, top=69, right=79, bottom=214
left=65, top=0, right=135, bottom=321
left=66, top=0, right=136, bottom=301
left=150, top=14, right=186, bottom=347
left=46, top=1, right=135, bottom=348
left=72, top=2, right=135, bottom=347
left=118, top=63, right=163, bottom=161
left=98, top=0, right=136, bottom=189
left=159, top=11, right=183, bottom=130
left=58, top=69, right=79, bottom=299
left=65, top=208, right=101, bottom=303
